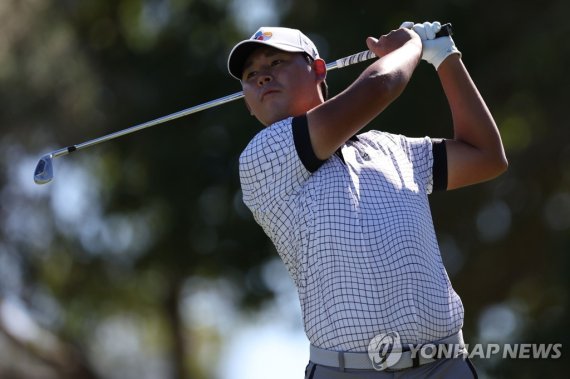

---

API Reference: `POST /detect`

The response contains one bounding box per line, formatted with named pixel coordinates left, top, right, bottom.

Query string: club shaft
left=59, top=55, right=366, bottom=156
left=53, top=49, right=386, bottom=158
left=44, top=23, right=452, bottom=159
left=54, top=91, right=245, bottom=158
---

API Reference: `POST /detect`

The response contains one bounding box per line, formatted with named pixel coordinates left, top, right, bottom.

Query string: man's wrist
left=435, top=49, right=461, bottom=71
left=436, top=52, right=461, bottom=72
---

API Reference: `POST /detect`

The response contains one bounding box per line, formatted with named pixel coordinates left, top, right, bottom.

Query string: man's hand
left=401, top=21, right=461, bottom=70
left=366, top=27, right=422, bottom=58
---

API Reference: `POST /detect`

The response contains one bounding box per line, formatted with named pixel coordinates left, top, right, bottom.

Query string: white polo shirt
left=239, top=116, right=464, bottom=352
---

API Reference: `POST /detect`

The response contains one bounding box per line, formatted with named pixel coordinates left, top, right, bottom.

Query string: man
left=227, top=21, right=507, bottom=378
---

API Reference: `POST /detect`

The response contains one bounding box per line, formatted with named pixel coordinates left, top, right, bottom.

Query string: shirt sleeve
left=395, top=135, right=434, bottom=194
left=238, top=117, right=312, bottom=250
left=396, top=135, right=450, bottom=194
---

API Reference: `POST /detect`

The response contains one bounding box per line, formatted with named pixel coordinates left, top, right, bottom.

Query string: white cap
left=227, top=27, right=320, bottom=80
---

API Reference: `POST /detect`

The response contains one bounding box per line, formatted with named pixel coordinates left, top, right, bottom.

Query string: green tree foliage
left=0, top=0, right=567, bottom=378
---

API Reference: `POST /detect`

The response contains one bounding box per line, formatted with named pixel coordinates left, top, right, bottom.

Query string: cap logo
left=253, top=31, right=272, bottom=41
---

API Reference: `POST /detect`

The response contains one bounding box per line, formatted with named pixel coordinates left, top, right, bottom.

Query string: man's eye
left=245, top=71, right=257, bottom=80
left=271, top=59, right=283, bottom=66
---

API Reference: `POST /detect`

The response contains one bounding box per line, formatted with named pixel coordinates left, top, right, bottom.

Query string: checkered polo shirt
left=239, top=116, right=464, bottom=352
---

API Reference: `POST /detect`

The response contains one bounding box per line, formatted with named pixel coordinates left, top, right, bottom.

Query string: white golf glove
left=400, top=21, right=461, bottom=70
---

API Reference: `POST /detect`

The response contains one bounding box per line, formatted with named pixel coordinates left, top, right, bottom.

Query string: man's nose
left=257, top=73, right=272, bottom=87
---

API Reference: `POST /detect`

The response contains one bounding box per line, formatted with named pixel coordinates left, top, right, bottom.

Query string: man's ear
left=313, top=58, right=327, bottom=81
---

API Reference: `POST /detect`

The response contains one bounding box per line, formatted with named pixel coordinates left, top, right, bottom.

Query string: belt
left=310, top=331, right=465, bottom=371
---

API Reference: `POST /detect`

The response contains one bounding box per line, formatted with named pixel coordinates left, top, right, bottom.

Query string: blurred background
left=1, top=0, right=568, bottom=378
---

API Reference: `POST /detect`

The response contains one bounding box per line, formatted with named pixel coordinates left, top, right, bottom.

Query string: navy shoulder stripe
left=292, top=115, right=326, bottom=173
left=432, top=139, right=448, bottom=191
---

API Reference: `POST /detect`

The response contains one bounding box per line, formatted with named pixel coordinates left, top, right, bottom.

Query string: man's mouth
left=261, top=89, right=279, bottom=101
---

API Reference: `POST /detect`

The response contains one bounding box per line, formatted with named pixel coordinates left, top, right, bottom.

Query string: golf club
left=34, top=24, right=452, bottom=185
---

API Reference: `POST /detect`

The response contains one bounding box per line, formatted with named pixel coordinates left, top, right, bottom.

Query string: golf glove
left=400, top=21, right=461, bottom=70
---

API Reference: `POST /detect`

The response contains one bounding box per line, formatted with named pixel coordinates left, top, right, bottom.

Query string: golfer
left=227, top=21, right=507, bottom=378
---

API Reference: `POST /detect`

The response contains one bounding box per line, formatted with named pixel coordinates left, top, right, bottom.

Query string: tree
left=0, top=0, right=567, bottom=378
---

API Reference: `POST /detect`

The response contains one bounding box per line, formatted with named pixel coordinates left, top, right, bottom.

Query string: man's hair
left=304, top=54, right=329, bottom=100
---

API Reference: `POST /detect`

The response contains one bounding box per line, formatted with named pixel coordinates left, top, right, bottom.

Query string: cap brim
left=227, top=40, right=305, bottom=80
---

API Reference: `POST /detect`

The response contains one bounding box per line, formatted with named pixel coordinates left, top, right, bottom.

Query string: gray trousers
left=304, top=357, right=478, bottom=379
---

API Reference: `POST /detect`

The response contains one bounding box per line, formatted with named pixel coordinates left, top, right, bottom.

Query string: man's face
left=241, top=46, right=323, bottom=126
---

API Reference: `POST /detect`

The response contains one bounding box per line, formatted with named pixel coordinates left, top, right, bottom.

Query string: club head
left=34, top=154, right=54, bottom=185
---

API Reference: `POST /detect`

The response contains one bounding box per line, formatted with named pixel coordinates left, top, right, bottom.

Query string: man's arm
left=306, top=28, right=422, bottom=160
left=438, top=55, right=508, bottom=190
left=408, top=21, right=508, bottom=190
